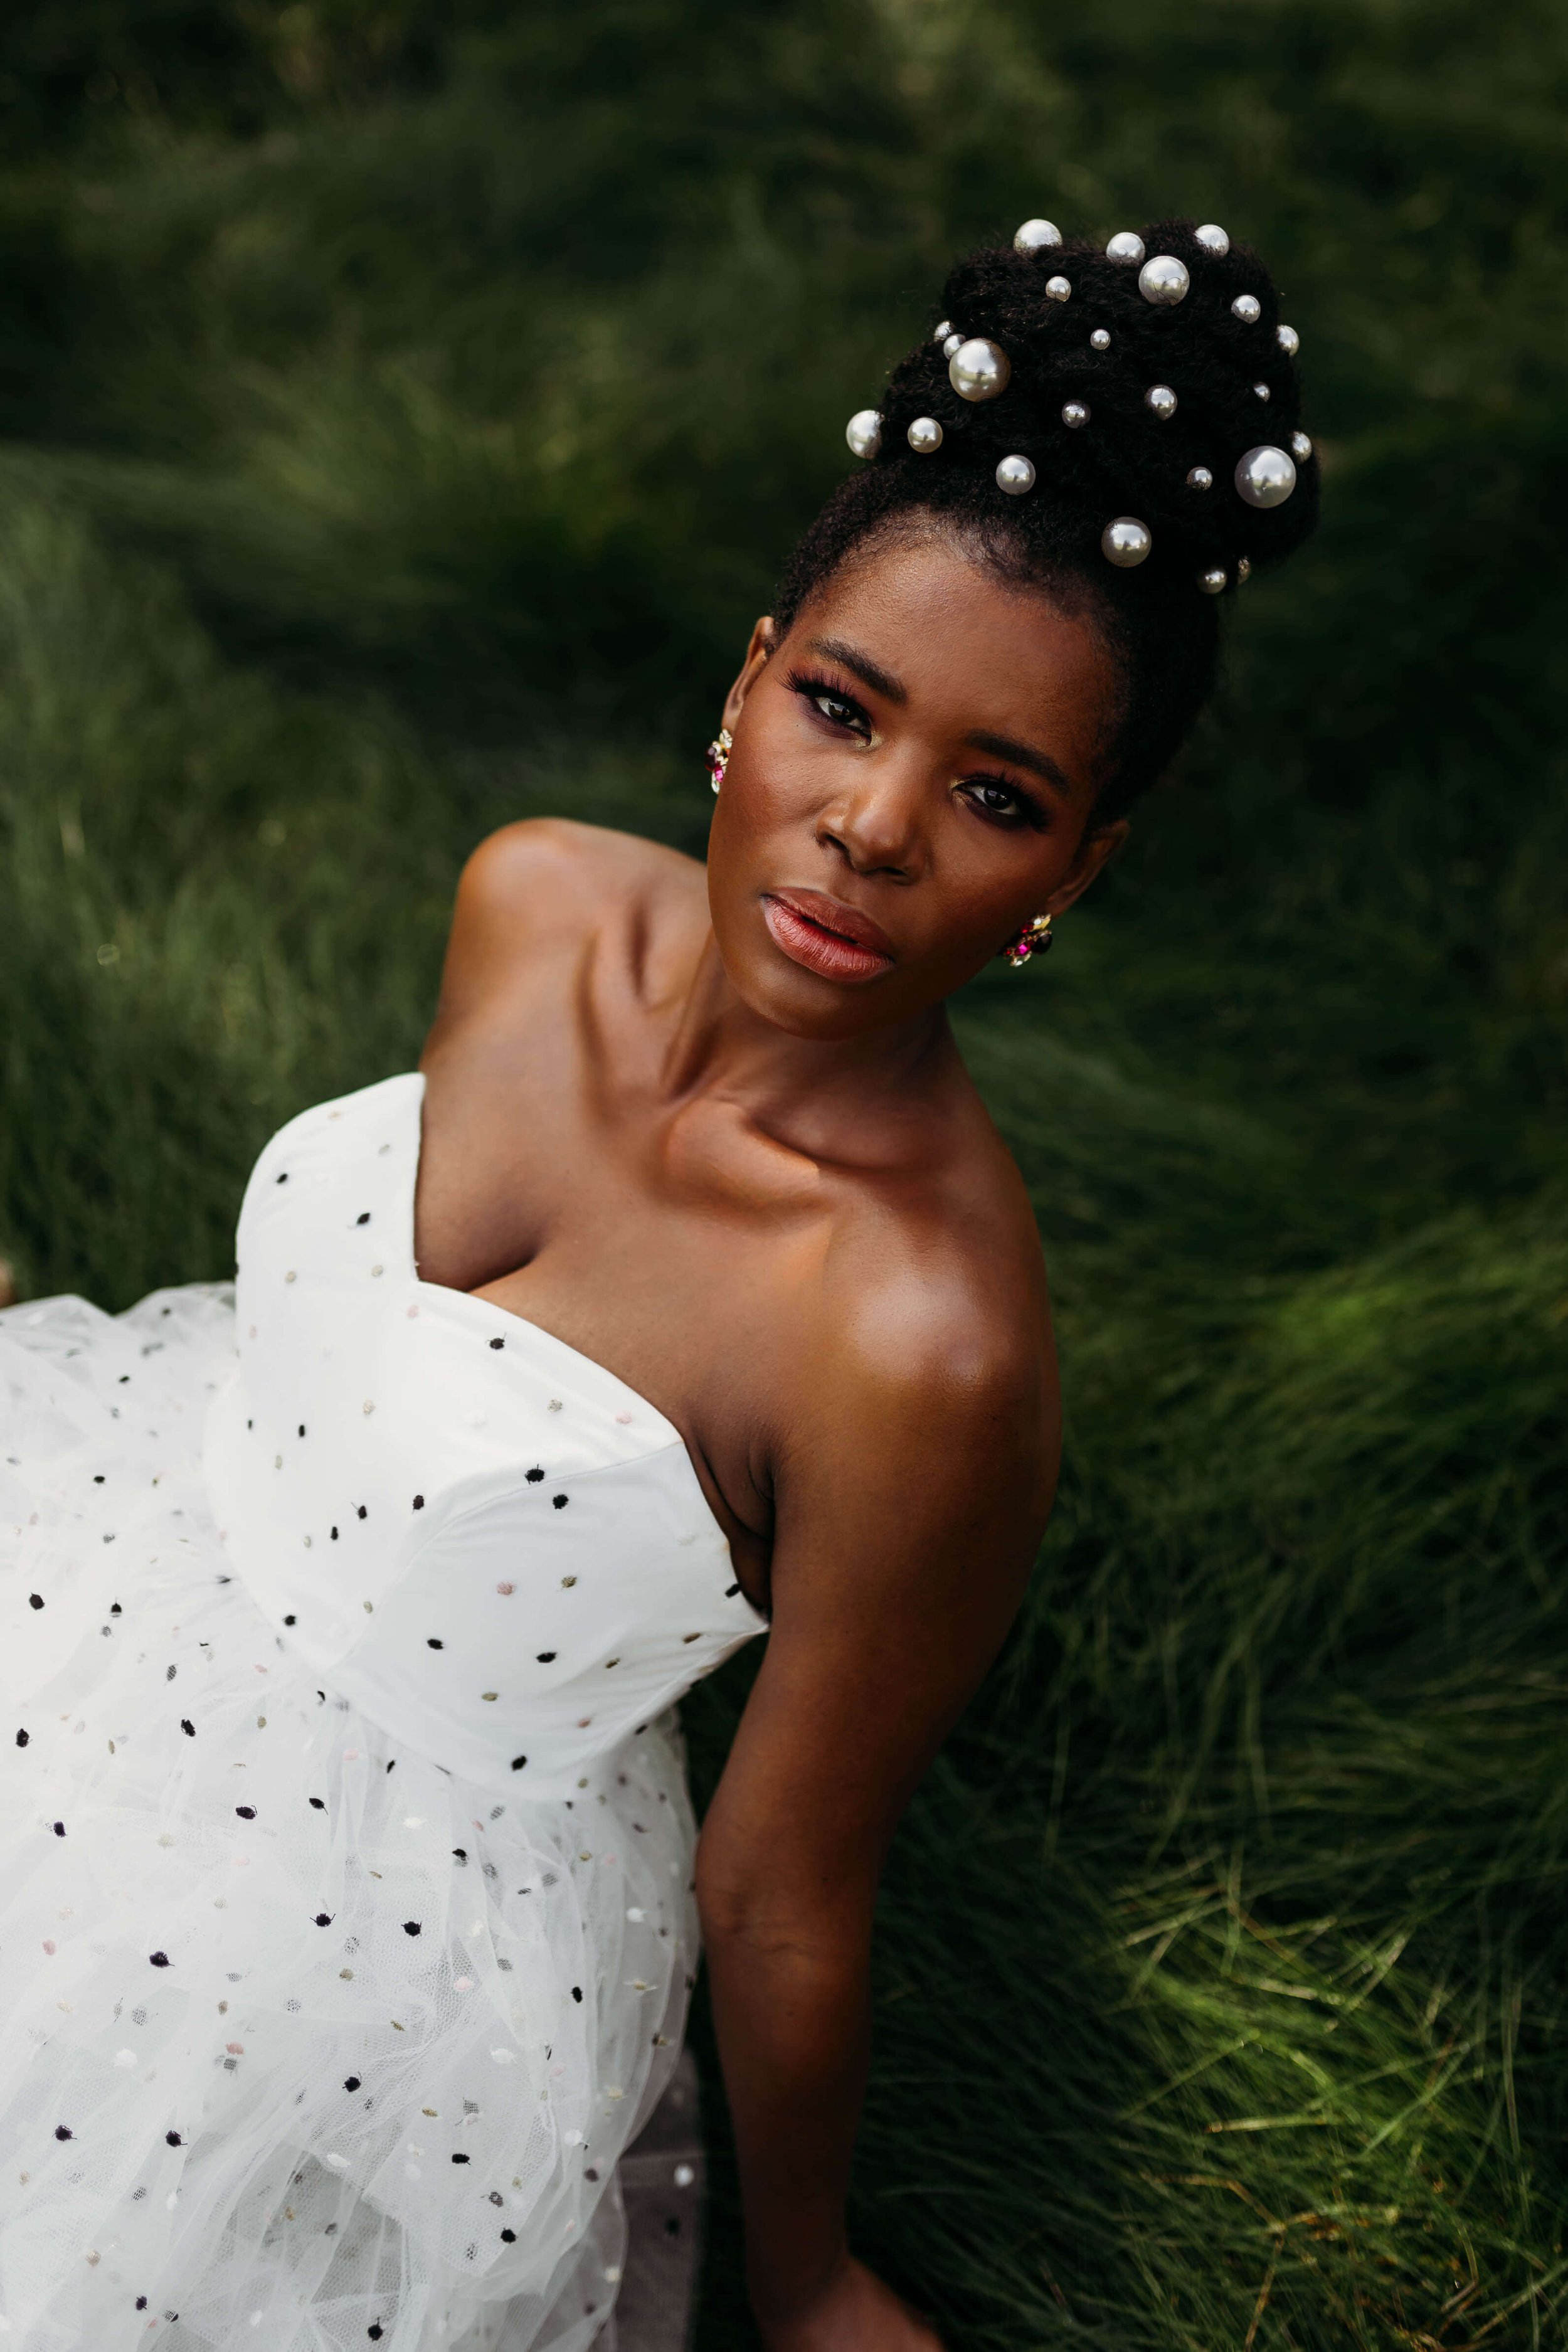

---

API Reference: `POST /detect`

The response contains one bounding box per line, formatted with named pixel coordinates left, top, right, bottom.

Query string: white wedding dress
left=0, top=1074, right=767, bottom=2351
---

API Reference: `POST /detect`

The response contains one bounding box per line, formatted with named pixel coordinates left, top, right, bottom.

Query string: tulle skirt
left=0, top=1288, right=698, bottom=2351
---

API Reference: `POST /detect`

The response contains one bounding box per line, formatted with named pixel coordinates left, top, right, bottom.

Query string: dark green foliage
left=1, top=4, right=1566, bottom=2343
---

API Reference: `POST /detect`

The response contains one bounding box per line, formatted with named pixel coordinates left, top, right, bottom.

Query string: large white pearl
left=933, top=319, right=953, bottom=343
left=1290, top=430, right=1313, bottom=462
left=948, top=337, right=1011, bottom=402
left=1145, top=383, right=1177, bottom=419
left=845, top=410, right=882, bottom=460
left=907, top=416, right=944, bottom=453
left=1197, top=567, right=1227, bottom=594
left=1187, top=465, right=1214, bottom=490
left=1090, top=327, right=1111, bottom=351
left=1045, top=275, right=1072, bottom=303
left=1062, top=401, right=1089, bottom=428
left=1232, top=293, right=1261, bottom=324
left=942, top=333, right=965, bottom=361
left=1194, top=223, right=1229, bottom=256
left=1235, top=445, right=1296, bottom=507
left=1014, top=219, right=1061, bottom=252
left=1106, top=231, right=1145, bottom=264
left=1138, top=254, right=1190, bottom=307
left=1102, top=516, right=1152, bottom=568
left=995, top=453, right=1036, bottom=495
left=1276, top=322, right=1300, bottom=357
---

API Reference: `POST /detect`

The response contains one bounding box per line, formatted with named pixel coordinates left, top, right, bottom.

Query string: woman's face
left=707, top=531, right=1128, bottom=1040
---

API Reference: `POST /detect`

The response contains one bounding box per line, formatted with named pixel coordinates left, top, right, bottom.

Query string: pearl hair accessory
left=1290, top=431, right=1313, bottom=461
left=906, top=416, right=944, bottom=453
left=1014, top=218, right=1061, bottom=252
left=942, top=332, right=965, bottom=359
left=1045, top=275, right=1072, bottom=302
left=1145, top=383, right=1177, bottom=418
left=1237, top=557, right=1253, bottom=582
left=1276, top=322, right=1300, bottom=356
left=845, top=410, right=882, bottom=459
left=1197, top=568, right=1227, bottom=594
left=1194, top=223, right=1230, bottom=256
left=1062, top=401, right=1089, bottom=428
left=995, top=454, right=1036, bottom=495
left=933, top=320, right=953, bottom=342
left=1232, top=294, right=1262, bottom=324
left=1235, top=444, right=1297, bottom=507
left=1187, top=465, right=1214, bottom=490
left=948, top=337, right=1011, bottom=401
left=1106, top=231, right=1145, bottom=263
left=1090, top=328, right=1111, bottom=351
left=1102, top=516, right=1152, bottom=568
left=1253, top=381, right=1271, bottom=401
left=1138, top=254, right=1190, bottom=306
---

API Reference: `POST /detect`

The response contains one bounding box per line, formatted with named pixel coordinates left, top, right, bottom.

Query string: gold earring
left=1000, top=911, right=1052, bottom=968
left=706, top=727, right=733, bottom=792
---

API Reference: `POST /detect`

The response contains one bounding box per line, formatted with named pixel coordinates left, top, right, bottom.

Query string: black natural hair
left=775, top=221, right=1319, bottom=821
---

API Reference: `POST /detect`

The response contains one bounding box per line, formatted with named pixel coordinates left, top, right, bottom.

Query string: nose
left=816, top=761, right=927, bottom=881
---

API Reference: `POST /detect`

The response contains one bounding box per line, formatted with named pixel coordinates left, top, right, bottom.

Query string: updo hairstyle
left=775, top=221, right=1320, bottom=821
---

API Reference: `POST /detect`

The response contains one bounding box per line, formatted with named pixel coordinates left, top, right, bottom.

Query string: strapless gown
left=0, top=1074, right=768, bottom=2351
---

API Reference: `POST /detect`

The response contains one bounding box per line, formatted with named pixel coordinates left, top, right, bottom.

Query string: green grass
left=2, top=4, right=1567, bottom=2343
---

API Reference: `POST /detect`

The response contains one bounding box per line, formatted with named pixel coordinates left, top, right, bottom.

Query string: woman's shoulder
left=457, top=817, right=701, bottom=932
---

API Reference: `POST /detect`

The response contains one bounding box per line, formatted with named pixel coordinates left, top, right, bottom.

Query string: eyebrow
left=963, top=728, right=1076, bottom=802
left=804, top=635, right=908, bottom=707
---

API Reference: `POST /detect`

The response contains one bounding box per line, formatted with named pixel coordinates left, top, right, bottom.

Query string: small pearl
left=948, top=337, right=1010, bottom=402
left=845, top=410, right=882, bottom=460
left=1101, top=516, right=1152, bottom=568
left=1253, top=381, right=1271, bottom=401
left=1276, top=322, right=1300, bottom=357
left=1014, top=218, right=1061, bottom=252
left=1232, top=293, right=1261, bottom=324
left=1194, top=223, right=1229, bottom=257
left=1144, top=383, right=1177, bottom=419
left=1089, top=327, right=1111, bottom=351
left=1197, top=568, right=1227, bottom=595
left=1045, top=275, right=1071, bottom=303
left=1187, top=465, right=1214, bottom=490
left=995, top=453, right=1036, bottom=495
left=1105, top=231, right=1145, bottom=264
left=1138, top=255, right=1189, bottom=307
left=1237, top=556, right=1253, bottom=583
left=933, top=319, right=953, bottom=342
left=1290, top=430, right=1313, bottom=461
left=1235, top=443, right=1296, bottom=508
left=1061, top=400, right=1089, bottom=429
left=906, top=415, right=943, bottom=453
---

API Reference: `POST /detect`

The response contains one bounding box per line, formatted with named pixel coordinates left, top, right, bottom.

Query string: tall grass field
left=1, top=5, right=1565, bottom=2344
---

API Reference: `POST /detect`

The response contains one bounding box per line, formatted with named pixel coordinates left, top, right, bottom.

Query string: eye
left=785, top=668, right=874, bottom=742
left=955, top=775, right=1044, bottom=829
left=812, top=691, right=865, bottom=733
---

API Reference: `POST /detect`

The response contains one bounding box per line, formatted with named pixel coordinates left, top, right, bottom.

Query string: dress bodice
left=204, top=1073, right=766, bottom=1792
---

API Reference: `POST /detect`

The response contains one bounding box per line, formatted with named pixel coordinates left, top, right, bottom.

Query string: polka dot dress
left=0, top=1074, right=766, bottom=2349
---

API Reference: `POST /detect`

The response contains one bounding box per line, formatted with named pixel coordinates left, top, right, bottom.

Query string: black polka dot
left=369, top=2329, right=383, bottom=2342
left=16, top=1729, right=28, bottom=1747
left=413, top=1495, right=424, bottom=1511
left=500, top=2226, right=516, bottom=2241
left=571, top=1986, right=583, bottom=2002
left=451, top=2151, right=470, bottom=2163
left=166, top=2131, right=182, bottom=2147
left=726, top=1583, right=741, bottom=1597
left=356, top=1212, right=371, bottom=1226
left=511, top=1756, right=527, bottom=1772
left=536, top=1652, right=556, bottom=1664
left=452, top=1847, right=467, bottom=1862
left=93, top=1474, right=105, bottom=1485
left=403, top=1920, right=421, bottom=1937
left=344, top=2075, right=361, bottom=2092
left=28, top=1594, right=43, bottom=1611
left=137, top=2297, right=147, bottom=2309
left=110, top=1602, right=122, bottom=1614
left=314, top=1913, right=332, bottom=1927
left=275, top=1172, right=288, bottom=1185
left=525, top=1468, right=544, bottom=1483
left=426, top=1638, right=443, bottom=1650
left=489, top=1336, right=504, bottom=1351
left=309, top=1797, right=326, bottom=1809
left=235, top=1806, right=256, bottom=1820
left=297, top=1424, right=306, bottom=1438
left=53, top=1821, right=65, bottom=1836
left=330, top=1527, right=339, bottom=1541
left=55, top=2124, right=72, bottom=2141
left=149, top=1951, right=169, bottom=1967
left=356, top=1506, right=367, bottom=1520
left=551, top=1495, right=568, bottom=1510
left=181, top=1719, right=194, bottom=1736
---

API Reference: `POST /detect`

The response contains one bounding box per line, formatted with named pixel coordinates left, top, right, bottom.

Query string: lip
left=761, top=889, right=896, bottom=985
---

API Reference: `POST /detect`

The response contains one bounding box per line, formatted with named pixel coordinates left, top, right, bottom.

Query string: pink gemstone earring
left=1001, top=911, right=1053, bottom=968
left=705, top=727, right=733, bottom=793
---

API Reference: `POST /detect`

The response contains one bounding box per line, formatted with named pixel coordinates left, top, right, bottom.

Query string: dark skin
left=415, top=529, right=1128, bottom=2349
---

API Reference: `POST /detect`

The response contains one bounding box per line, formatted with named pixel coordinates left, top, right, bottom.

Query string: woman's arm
left=697, top=1295, right=1056, bottom=2348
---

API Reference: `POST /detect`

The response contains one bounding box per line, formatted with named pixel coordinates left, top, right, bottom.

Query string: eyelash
left=783, top=667, right=1048, bottom=832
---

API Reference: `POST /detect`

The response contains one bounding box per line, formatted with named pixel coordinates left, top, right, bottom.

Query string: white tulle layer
left=0, top=1288, right=697, bottom=2351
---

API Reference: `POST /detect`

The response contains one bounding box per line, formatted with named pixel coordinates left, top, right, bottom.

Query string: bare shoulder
left=455, top=816, right=701, bottom=940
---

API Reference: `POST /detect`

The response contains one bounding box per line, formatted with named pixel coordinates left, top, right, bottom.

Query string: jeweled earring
left=1001, top=912, right=1053, bottom=968
left=706, top=728, right=733, bottom=793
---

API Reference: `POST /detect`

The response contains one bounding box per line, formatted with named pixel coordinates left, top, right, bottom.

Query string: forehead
left=787, top=531, right=1120, bottom=790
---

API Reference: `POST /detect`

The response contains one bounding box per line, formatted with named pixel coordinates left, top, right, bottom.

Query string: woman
left=0, top=218, right=1315, bottom=2351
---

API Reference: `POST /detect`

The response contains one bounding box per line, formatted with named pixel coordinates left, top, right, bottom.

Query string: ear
left=721, top=616, right=776, bottom=733
left=1045, top=816, right=1130, bottom=916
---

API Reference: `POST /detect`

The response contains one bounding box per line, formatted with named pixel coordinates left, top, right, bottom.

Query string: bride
left=0, top=218, right=1314, bottom=2350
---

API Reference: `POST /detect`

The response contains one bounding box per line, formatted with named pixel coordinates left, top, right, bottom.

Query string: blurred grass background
left=1, top=3, right=1566, bottom=2344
